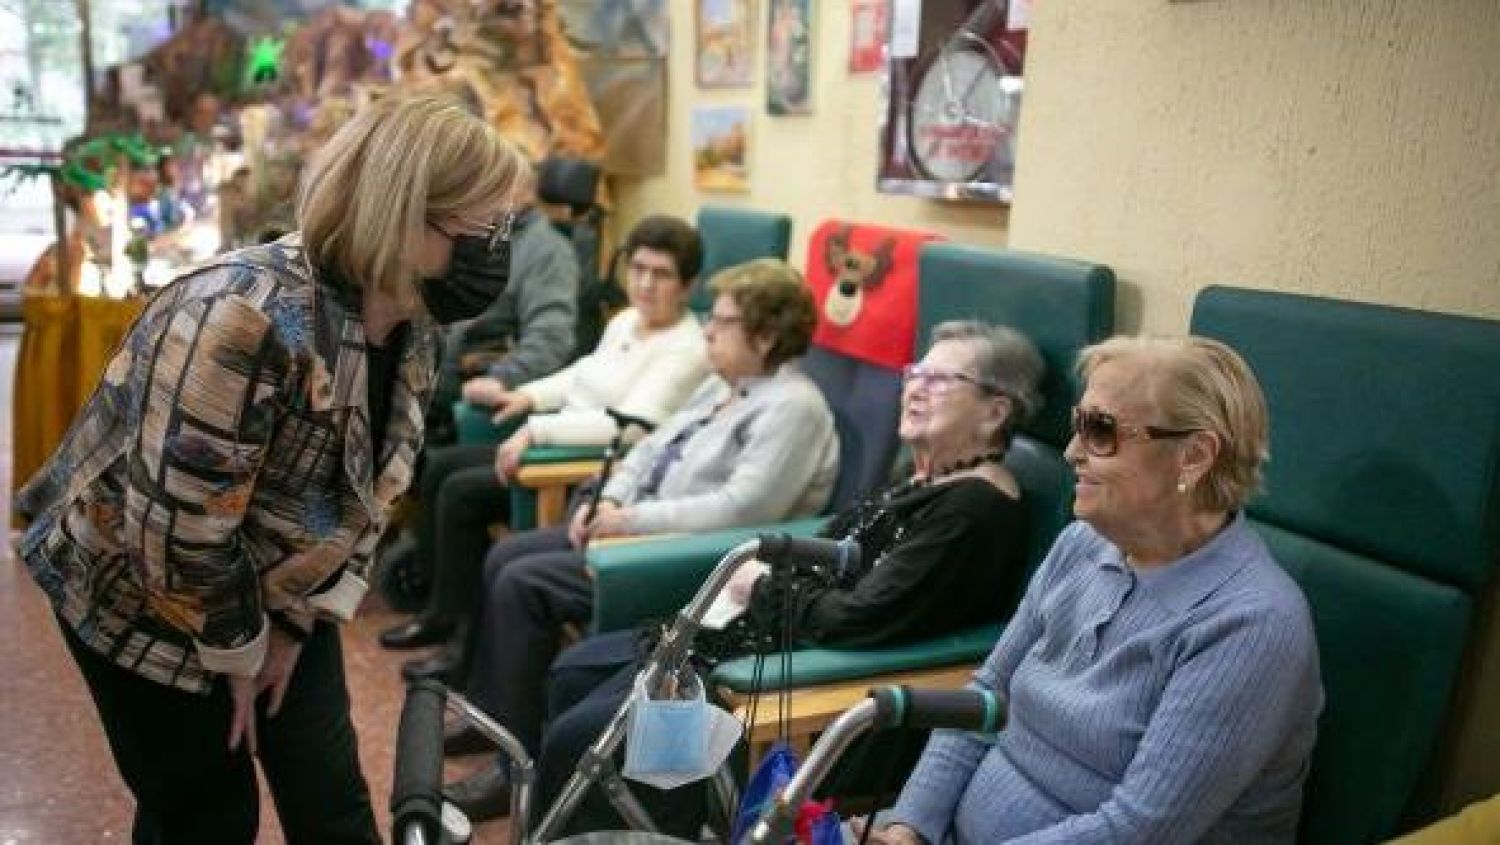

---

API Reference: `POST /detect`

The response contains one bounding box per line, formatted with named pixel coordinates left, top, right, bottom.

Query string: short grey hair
left=930, top=320, right=1045, bottom=446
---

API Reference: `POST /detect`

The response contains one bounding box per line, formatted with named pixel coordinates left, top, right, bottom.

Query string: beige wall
left=613, top=1, right=1500, bottom=333
left=610, top=0, right=1010, bottom=266
left=1009, top=0, right=1500, bottom=333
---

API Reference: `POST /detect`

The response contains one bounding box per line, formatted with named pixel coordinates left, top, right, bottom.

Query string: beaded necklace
left=882, top=449, right=1009, bottom=500
left=832, top=449, right=1008, bottom=577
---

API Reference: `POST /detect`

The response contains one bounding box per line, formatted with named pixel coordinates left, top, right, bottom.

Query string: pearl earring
left=1176, top=478, right=1189, bottom=494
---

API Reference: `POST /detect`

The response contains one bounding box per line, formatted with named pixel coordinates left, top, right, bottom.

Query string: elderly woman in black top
left=443, top=320, right=1046, bottom=833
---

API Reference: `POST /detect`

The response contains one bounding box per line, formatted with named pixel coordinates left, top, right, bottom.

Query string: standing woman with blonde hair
left=14, top=93, right=529, bottom=844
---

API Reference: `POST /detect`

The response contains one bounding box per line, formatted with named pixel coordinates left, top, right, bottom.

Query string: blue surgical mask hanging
left=623, top=671, right=742, bottom=790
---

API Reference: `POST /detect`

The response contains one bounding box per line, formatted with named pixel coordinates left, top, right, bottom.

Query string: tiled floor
left=0, top=331, right=511, bottom=843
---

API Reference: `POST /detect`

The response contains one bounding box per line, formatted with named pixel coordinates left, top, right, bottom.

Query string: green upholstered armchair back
left=1192, top=286, right=1500, bottom=844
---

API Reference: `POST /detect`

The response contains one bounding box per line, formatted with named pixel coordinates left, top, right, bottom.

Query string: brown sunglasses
left=1070, top=406, right=1198, bottom=457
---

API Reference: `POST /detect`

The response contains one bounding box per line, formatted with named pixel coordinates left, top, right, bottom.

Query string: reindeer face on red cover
left=822, top=226, right=897, bottom=327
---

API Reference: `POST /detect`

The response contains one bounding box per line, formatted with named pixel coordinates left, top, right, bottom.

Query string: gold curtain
left=12, top=295, right=144, bottom=495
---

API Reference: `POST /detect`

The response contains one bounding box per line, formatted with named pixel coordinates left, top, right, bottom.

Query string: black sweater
left=740, top=477, right=1027, bottom=651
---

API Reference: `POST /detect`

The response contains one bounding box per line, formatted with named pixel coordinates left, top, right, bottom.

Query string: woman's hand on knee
left=228, top=674, right=258, bottom=754
left=461, top=376, right=507, bottom=407
left=255, top=623, right=308, bottom=717
left=568, top=505, right=592, bottom=549
left=489, top=390, right=534, bottom=425
left=495, top=429, right=532, bottom=482
left=849, top=817, right=926, bottom=845
left=586, top=501, right=631, bottom=541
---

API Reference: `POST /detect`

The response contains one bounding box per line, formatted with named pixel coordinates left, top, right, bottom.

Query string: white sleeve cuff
left=518, top=381, right=563, bottom=413
left=196, top=616, right=269, bottom=677
left=621, top=503, right=666, bottom=535
left=307, top=571, right=367, bottom=621
left=524, top=414, right=558, bottom=446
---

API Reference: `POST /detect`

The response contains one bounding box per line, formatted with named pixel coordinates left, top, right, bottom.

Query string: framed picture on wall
left=877, top=0, right=1028, bottom=202
left=849, top=0, right=887, bottom=73
left=766, top=0, right=813, bottom=114
left=697, top=0, right=756, bottom=87
left=692, top=105, right=751, bottom=192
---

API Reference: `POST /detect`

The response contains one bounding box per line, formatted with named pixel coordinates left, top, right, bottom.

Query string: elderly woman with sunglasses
left=864, top=336, right=1323, bottom=845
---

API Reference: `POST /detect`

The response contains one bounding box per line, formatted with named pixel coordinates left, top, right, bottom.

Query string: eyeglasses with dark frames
left=902, top=363, right=1001, bottom=395
left=429, top=207, right=517, bottom=257
left=1070, top=406, right=1198, bottom=457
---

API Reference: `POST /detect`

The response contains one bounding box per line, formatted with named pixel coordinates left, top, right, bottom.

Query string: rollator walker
left=391, top=535, right=1005, bottom=845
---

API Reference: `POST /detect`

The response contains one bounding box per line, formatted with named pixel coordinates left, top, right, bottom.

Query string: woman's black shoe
left=379, top=617, right=454, bottom=650
left=443, top=722, right=491, bottom=757
left=445, top=765, right=512, bottom=822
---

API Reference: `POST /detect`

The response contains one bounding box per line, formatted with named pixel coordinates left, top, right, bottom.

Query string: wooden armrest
left=514, top=460, right=603, bottom=527
left=719, top=664, right=976, bottom=756
left=514, top=460, right=603, bottom=488
left=589, top=533, right=686, bottom=549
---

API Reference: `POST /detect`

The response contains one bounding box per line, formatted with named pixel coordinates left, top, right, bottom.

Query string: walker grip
left=868, top=685, right=1005, bottom=733
left=391, top=680, right=447, bottom=843
left=756, top=534, right=860, bottom=575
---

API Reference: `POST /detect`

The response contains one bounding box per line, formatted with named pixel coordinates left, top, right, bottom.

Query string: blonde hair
left=298, top=93, right=528, bottom=311
left=1077, top=335, right=1269, bottom=512
left=708, top=258, right=817, bottom=367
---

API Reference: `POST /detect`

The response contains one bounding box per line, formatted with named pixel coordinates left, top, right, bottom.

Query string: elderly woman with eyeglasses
left=862, top=335, right=1323, bottom=845
left=452, top=321, right=1048, bottom=833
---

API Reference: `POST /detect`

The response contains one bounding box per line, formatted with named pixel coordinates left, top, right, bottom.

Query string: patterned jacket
left=16, top=237, right=440, bottom=693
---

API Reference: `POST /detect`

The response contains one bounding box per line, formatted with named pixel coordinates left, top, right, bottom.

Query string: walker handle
left=391, top=680, right=447, bottom=844
left=756, top=534, right=860, bottom=576
left=869, top=685, right=1006, bottom=733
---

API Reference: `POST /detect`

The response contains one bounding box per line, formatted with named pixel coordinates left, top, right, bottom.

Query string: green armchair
left=1191, top=286, right=1500, bottom=843
left=452, top=399, right=606, bottom=530
left=691, top=206, right=793, bottom=314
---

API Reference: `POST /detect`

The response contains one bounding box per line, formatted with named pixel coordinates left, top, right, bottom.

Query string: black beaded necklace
left=825, top=449, right=1009, bottom=578
left=885, top=449, right=1009, bottom=500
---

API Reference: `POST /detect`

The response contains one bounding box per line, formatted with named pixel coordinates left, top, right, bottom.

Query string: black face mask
left=422, top=232, right=512, bottom=324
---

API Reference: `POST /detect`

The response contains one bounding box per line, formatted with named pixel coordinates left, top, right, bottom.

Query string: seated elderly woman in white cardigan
left=380, top=215, right=711, bottom=666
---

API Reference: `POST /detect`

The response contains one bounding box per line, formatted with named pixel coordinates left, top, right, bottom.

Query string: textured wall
left=1009, top=0, right=1500, bottom=333
left=1011, top=0, right=1500, bottom=817
left=610, top=0, right=1009, bottom=267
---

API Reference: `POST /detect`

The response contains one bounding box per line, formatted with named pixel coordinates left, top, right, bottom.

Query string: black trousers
left=465, top=526, right=594, bottom=758
left=60, top=618, right=379, bottom=845
left=417, top=442, right=511, bottom=623
left=537, top=630, right=708, bottom=839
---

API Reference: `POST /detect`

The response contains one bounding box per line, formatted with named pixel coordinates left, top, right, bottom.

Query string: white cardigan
left=516, top=308, right=709, bottom=446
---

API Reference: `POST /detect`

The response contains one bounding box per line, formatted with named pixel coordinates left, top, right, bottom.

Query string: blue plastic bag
left=731, top=740, right=843, bottom=844
left=732, top=741, right=800, bottom=843
left=806, top=811, right=843, bottom=845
